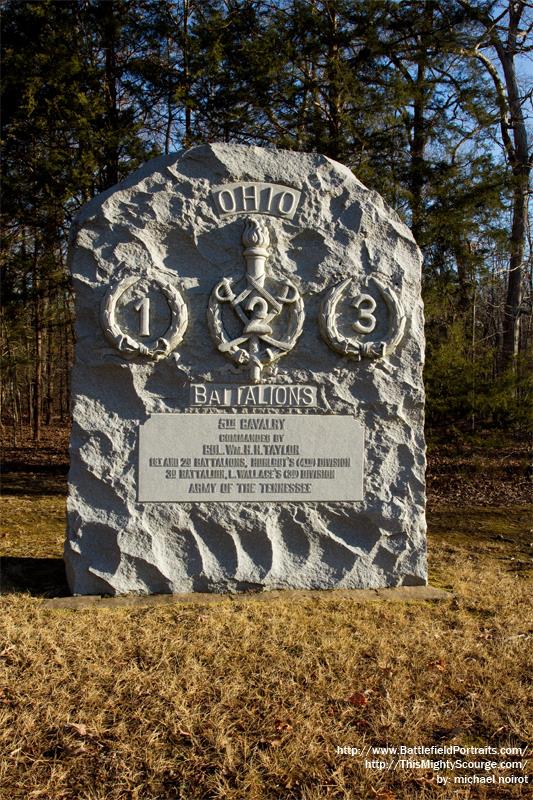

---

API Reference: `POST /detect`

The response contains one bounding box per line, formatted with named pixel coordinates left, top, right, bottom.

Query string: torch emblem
left=207, top=218, right=305, bottom=383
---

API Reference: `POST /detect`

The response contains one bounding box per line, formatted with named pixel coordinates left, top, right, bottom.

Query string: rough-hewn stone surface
left=66, top=143, right=426, bottom=595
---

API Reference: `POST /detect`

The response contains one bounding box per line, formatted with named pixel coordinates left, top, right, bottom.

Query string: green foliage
left=424, top=282, right=532, bottom=434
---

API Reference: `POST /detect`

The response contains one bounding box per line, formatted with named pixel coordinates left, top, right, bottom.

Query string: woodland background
left=1, top=0, right=532, bottom=444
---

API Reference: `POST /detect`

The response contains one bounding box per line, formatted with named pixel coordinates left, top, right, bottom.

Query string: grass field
left=0, top=469, right=531, bottom=799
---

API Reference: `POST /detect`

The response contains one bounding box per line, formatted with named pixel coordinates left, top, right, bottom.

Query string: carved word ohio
left=212, top=182, right=302, bottom=220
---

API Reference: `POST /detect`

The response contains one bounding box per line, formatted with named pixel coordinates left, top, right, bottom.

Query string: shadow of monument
left=1, top=557, right=70, bottom=597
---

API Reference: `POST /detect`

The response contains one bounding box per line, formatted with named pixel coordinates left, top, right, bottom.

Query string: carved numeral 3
left=352, top=294, right=377, bottom=334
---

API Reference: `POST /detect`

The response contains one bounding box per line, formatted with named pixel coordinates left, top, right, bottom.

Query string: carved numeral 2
left=134, top=296, right=151, bottom=337
left=352, top=294, right=377, bottom=334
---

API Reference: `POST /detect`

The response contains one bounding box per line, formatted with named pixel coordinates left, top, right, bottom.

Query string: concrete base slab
left=43, top=585, right=451, bottom=610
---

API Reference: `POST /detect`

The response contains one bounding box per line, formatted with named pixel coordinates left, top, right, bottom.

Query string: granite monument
left=66, top=143, right=426, bottom=595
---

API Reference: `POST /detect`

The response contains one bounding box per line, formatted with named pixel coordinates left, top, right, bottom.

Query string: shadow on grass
left=1, top=557, right=70, bottom=597
left=427, top=506, right=532, bottom=546
left=1, top=468, right=67, bottom=496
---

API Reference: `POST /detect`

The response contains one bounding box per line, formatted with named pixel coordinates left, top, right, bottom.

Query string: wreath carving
left=100, top=275, right=188, bottom=361
left=319, top=276, right=405, bottom=360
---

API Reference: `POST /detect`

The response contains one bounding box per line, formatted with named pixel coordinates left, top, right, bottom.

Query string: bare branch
left=459, top=47, right=515, bottom=163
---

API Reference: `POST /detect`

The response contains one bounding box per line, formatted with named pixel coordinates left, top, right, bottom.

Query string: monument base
left=45, top=585, right=450, bottom=609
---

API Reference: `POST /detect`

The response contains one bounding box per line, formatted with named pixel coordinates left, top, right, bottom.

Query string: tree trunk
left=409, top=0, right=433, bottom=247
left=496, top=31, right=530, bottom=371
left=33, top=296, right=42, bottom=442
left=325, top=5, right=341, bottom=160
left=183, top=0, right=192, bottom=147
left=45, top=297, right=53, bottom=425
left=501, top=171, right=529, bottom=368
left=410, top=61, right=426, bottom=245
left=101, top=2, right=120, bottom=188
left=454, top=238, right=476, bottom=312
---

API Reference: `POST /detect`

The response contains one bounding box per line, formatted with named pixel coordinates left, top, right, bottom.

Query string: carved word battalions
left=190, top=383, right=317, bottom=408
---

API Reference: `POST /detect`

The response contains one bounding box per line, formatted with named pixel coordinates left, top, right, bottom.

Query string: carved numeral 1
left=352, top=294, right=377, bottom=334
left=134, top=296, right=151, bottom=337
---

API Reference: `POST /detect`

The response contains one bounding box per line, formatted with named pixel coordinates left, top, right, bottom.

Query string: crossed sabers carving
left=208, top=218, right=305, bottom=383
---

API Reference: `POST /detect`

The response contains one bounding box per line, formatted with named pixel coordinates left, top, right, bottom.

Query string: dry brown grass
left=0, top=480, right=531, bottom=799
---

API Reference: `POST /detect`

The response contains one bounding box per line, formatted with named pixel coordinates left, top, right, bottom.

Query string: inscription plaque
left=138, top=414, right=364, bottom=502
